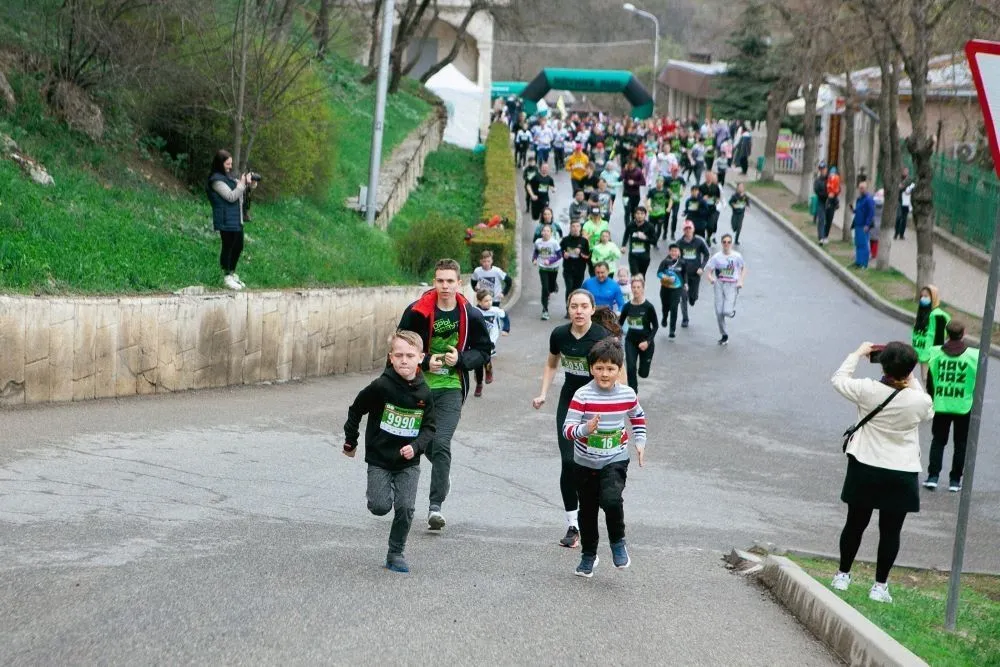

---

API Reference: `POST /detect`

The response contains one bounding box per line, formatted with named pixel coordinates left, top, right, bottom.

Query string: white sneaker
left=232, top=273, right=246, bottom=288
left=428, top=510, right=446, bottom=531
left=869, top=582, right=893, bottom=603
left=830, top=571, right=851, bottom=591
left=223, top=274, right=242, bottom=290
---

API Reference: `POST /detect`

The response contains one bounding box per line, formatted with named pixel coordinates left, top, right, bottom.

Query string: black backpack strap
left=842, top=388, right=903, bottom=452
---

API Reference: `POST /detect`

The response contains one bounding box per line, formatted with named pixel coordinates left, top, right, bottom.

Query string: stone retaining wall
left=346, top=109, right=446, bottom=230
left=0, top=286, right=426, bottom=407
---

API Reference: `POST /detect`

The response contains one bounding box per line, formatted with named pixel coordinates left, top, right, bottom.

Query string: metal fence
left=927, top=154, right=1000, bottom=252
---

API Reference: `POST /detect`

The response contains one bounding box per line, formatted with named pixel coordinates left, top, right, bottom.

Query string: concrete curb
left=759, top=555, right=928, bottom=667
left=783, top=547, right=1000, bottom=577
left=746, top=190, right=1000, bottom=360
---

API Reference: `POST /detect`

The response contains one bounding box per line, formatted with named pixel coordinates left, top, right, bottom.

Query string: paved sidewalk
left=760, top=172, right=999, bottom=323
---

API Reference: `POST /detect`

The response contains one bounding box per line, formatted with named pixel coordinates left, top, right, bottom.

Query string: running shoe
left=541, top=309, right=550, bottom=321
left=485, top=367, right=494, bottom=384
left=830, top=572, right=851, bottom=591
left=428, top=511, right=446, bottom=530
left=681, top=320, right=689, bottom=328
left=718, top=335, right=729, bottom=346
left=949, top=481, right=962, bottom=493
left=668, top=332, right=676, bottom=339
left=559, top=526, right=580, bottom=548
left=610, top=539, right=631, bottom=569
left=223, top=274, right=242, bottom=290
left=729, top=309, right=736, bottom=318
left=923, top=476, right=939, bottom=490
left=474, top=383, right=483, bottom=398
left=661, top=318, right=668, bottom=327
left=575, top=553, right=599, bottom=578
left=384, top=555, right=410, bottom=573
left=868, top=583, right=893, bottom=603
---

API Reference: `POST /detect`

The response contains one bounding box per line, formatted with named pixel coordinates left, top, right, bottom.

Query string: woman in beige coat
left=830, top=341, right=934, bottom=603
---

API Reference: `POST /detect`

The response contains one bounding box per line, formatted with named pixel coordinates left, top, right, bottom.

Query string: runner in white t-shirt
left=704, top=234, right=747, bottom=346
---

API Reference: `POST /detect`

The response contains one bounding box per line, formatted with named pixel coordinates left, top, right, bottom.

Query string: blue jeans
left=853, top=225, right=870, bottom=267
left=536, top=145, right=551, bottom=165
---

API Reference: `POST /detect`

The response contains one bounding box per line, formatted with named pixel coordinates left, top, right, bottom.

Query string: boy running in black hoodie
left=344, top=330, right=437, bottom=573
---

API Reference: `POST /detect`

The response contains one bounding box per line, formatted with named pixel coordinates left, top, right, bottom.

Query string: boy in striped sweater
left=562, top=338, right=647, bottom=577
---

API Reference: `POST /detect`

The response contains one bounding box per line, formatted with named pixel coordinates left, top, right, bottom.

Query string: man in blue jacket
left=582, top=261, right=625, bottom=311
left=851, top=180, right=875, bottom=269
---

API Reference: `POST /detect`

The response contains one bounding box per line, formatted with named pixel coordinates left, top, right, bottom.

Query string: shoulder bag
left=842, top=388, right=902, bottom=453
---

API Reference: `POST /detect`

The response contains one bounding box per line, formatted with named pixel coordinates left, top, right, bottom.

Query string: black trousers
left=895, top=205, right=910, bottom=238
left=660, top=287, right=682, bottom=332
left=686, top=272, right=702, bottom=305
left=732, top=212, right=745, bottom=244
left=707, top=209, right=720, bottom=239
left=539, top=269, right=558, bottom=310
left=530, top=197, right=549, bottom=222
left=628, top=253, right=651, bottom=280
left=563, top=263, right=586, bottom=300
left=575, top=460, right=629, bottom=555
left=823, top=198, right=839, bottom=239
left=650, top=215, right=667, bottom=242
left=515, top=143, right=528, bottom=167
left=669, top=202, right=680, bottom=239
left=554, top=147, right=565, bottom=171
left=928, top=411, right=971, bottom=482
left=624, top=193, right=640, bottom=226
left=717, top=169, right=727, bottom=187
left=624, top=339, right=654, bottom=393
left=219, top=230, right=244, bottom=273
left=838, top=504, right=907, bottom=583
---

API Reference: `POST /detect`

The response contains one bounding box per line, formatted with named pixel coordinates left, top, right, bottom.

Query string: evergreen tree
left=713, top=1, right=775, bottom=122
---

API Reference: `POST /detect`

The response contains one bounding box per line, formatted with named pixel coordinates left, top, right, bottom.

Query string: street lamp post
left=365, top=0, right=396, bottom=226
left=623, top=2, right=659, bottom=110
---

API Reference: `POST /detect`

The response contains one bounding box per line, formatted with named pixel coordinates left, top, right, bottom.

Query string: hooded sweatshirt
left=911, top=284, right=951, bottom=363
left=398, top=289, right=492, bottom=402
left=344, top=367, right=436, bottom=471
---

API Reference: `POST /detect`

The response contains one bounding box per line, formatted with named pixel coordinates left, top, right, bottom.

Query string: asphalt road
left=2, top=165, right=998, bottom=665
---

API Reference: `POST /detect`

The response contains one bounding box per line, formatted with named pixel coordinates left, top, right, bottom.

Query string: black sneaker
left=718, top=335, right=729, bottom=346
left=541, top=309, right=550, bottom=321
left=669, top=332, right=676, bottom=339
left=681, top=320, right=689, bottom=328
left=575, top=553, right=599, bottom=578
left=559, top=526, right=580, bottom=548
left=661, top=318, right=668, bottom=327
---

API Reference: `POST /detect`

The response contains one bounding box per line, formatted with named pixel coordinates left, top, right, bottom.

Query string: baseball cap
left=818, top=160, right=827, bottom=168
left=590, top=206, right=601, bottom=215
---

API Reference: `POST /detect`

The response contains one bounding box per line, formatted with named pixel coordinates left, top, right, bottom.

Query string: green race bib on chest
left=561, top=354, right=590, bottom=376
left=380, top=403, right=423, bottom=438
left=587, top=429, right=623, bottom=450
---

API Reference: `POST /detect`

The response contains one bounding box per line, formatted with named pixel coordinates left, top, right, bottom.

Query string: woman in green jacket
left=911, top=284, right=950, bottom=379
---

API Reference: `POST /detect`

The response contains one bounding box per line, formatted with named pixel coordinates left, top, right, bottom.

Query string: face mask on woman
left=919, top=297, right=931, bottom=307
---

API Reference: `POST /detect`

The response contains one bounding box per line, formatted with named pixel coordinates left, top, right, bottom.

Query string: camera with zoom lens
left=249, top=172, right=262, bottom=182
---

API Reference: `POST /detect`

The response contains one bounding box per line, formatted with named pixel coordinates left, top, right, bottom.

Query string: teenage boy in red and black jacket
left=398, top=258, right=492, bottom=531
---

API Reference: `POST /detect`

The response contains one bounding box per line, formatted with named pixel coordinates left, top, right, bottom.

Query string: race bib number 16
left=380, top=403, right=423, bottom=438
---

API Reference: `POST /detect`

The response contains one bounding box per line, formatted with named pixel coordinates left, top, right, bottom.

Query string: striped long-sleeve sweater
left=562, top=381, right=646, bottom=469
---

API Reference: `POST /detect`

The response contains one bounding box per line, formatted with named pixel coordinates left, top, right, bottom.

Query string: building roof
left=658, top=59, right=728, bottom=99
left=826, top=53, right=976, bottom=100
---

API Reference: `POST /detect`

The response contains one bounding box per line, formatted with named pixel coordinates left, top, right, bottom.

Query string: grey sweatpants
left=428, top=388, right=463, bottom=511
left=714, top=281, right=740, bottom=336
left=367, top=464, right=420, bottom=556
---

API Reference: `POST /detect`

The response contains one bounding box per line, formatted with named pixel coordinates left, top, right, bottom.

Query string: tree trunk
left=762, top=91, right=784, bottom=181
left=903, top=3, right=935, bottom=293
left=232, top=0, right=250, bottom=172
left=841, top=72, right=857, bottom=243
left=876, top=59, right=902, bottom=271
left=366, top=0, right=384, bottom=70
left=314, top=0, right=331, bottom=59
left=418, top=5, right=484, bottom=84
left=797, top=74, right=822, bottom=204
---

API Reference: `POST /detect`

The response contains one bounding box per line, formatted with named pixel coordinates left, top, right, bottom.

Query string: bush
left=477, top=122, right=517, bottom=273
left=395, top=213, right=469, bottom=280
left=482, top=122, right=517, bottom=225
left=467, top=227, right=515, bottom=273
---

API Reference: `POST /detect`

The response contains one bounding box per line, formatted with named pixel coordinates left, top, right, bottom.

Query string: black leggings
left=556, top=391, right=579, bottom=512
left=838, top=505, right=907, bottom=583
left=624, top=339, right=654, bottom=393
left=219, top=230, right=244, bottom=273
left=539, top=270, right=558, bottom=310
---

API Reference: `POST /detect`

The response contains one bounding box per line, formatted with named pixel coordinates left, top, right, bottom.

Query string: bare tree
left=185, top=0, right=322, bottom=171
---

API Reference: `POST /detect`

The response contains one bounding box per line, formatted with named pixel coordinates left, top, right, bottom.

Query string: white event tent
left=425, top=64, right=485, bottom=149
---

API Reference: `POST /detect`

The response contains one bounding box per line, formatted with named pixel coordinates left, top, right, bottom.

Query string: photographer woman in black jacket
left=207, top=149, right=252, bottom=290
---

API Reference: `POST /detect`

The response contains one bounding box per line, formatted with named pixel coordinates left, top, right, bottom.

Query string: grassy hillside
left=0, top=55, right=481, bottom=294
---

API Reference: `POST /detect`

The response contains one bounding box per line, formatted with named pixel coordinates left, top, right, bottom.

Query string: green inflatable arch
left=491, top=81, right=527, bottom=100
left=521, top=68, right=654, bottom=119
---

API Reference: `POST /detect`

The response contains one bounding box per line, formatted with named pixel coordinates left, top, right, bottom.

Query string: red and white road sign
left=967, top=40, right=1000, bottom=179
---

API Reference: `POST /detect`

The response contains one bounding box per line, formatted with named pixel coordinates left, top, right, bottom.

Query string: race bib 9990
left=380, top=403, right=423, bottom=437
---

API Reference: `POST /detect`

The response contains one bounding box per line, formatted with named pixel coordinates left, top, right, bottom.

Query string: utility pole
left=365, top=0, right=396, bottom=226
